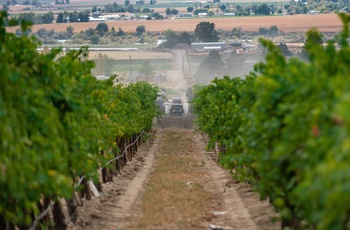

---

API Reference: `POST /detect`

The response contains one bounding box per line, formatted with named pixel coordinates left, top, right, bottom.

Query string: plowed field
left=6, top=14, right=343, bottom=33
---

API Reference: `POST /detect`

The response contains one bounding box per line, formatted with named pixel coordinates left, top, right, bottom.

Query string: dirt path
left=68, top=128, right=279, bottom=230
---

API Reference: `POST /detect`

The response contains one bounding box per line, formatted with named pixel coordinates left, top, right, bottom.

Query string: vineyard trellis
left=29, top=131, right=145, bottom=230
left=192, top=13, right=350, bottom=230
left=0, top=12, right=159, bottom=229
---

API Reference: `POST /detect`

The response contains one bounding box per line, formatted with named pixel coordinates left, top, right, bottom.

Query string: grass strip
left=128, top=129, right=212, bottom=229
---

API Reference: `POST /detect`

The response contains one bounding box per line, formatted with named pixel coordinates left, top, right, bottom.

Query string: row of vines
left=0, top=12, right=159, bottom=229
left=192, top=13, right=350, bottom=229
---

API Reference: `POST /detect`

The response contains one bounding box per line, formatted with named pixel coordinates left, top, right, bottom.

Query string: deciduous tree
left=41, top=11, right=54, bottom=24
left=136, top=25, right=145, bottom=35
left=56, top=12, right=64, bottom=23
left=194, top=21, right=218, bottom=42
left=96, top=22, right=109, bottom=36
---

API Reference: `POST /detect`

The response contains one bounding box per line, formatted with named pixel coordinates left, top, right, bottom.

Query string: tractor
left=159, top=96, right=193, bottom=129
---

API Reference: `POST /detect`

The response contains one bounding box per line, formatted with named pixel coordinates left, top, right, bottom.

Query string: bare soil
left=6, top=14, right=343, bottom=34
left=66, top=128, right=279, bottom=230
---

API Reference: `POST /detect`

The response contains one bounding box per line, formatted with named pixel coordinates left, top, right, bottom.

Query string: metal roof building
left=191, top=42, right=226, bottom=51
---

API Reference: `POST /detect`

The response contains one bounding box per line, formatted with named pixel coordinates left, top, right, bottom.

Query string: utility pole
left=129, top=55, right=132, bottom=82
left=182, top=54, right=185, bottom=78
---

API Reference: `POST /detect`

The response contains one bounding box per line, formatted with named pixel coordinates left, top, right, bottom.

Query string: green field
left=92, top=57, right=173, bottom=77
left=109, top=58, right=172, bottom=72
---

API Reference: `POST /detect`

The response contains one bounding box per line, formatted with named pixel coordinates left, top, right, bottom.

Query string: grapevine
left=0, top=12, right=158, bottom=228
left=193, top=13, right=350, bottom=229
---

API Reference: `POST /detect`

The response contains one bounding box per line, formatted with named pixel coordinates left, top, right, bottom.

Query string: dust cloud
left=92, top=47, right=263, bottom=98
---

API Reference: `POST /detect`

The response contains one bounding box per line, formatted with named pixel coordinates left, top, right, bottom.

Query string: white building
left=191, top=42, right=226, bottom=51
left=89, top=17, right=106, bottom=22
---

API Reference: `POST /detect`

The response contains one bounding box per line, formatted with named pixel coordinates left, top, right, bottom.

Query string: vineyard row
left=192, top=13, right=350, bottom=230
left=0, top=12, right=159, bottom=229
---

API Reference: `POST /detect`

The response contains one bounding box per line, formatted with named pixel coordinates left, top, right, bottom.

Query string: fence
left=28, top=131, right=144, bottom=230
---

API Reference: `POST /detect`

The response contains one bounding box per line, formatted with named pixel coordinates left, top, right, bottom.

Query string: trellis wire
left=28, top=131, right=144, bottom=230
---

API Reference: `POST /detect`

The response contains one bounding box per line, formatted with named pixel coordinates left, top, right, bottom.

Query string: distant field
left=4, top=0, right=291, bottom=12
left=88, top=50, right=173, bottom=60
left=6, top=14, right=343, bottom=34
left=6, top=0, right=289, bottom=4
left=109, top=58, right=173, bottom=72
left=88, top=50, right=174, bottom=76
left=6, top=0, right=290, bottom=13
left=68, top=0, right=290, bottom=4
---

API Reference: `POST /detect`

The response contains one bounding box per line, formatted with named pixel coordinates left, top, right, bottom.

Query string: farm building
left=191, top=42, right=226, bottom=51
left=89, top=17, right=106, bottom=22
left=228, top=41, right=242, bottom=47
left=223, top=13, right=236, bottom=16
left=100, top=14, right=121, bottom=21
left=179, top=13, right=192, bottom=17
